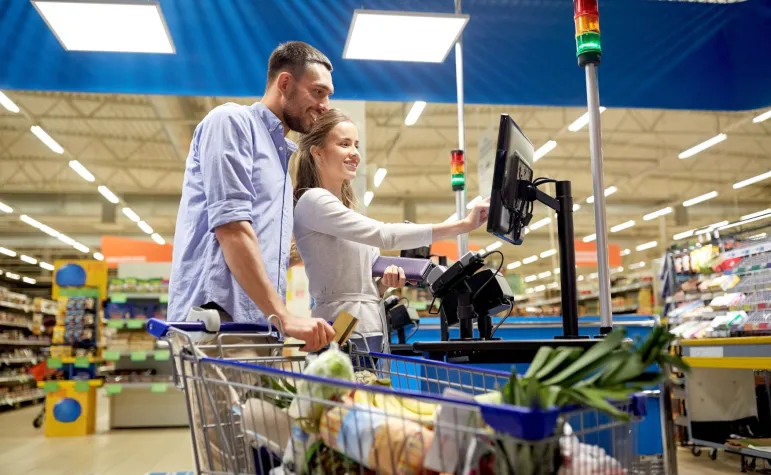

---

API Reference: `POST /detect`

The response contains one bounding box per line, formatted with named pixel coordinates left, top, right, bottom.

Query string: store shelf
left=0, top=321, right=34, bottom=330
left=108, top=292, right=168, bottom=303
left=104, top=319, right=148, bottom=330
left=0, top=338, right=50, bottom=347
left=0, top=302, right=30, bottom=313
left=0, top=374, right=34, bottom=384
left=528, top=282, right=652, bottom=307
left=0, top=390, right=45, bottom=406
left=680, top=336, right=771, bottom=369
left=0, top=357, right=38, bottom=365
left=102, top=349, right=170, bottom=362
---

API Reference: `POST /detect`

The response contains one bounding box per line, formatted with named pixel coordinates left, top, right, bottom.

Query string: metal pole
left=454, top=0, right=468, bottom=257
left=555, top=181, right=580, bottom=338
left=659, top=373, right=680, bottom=475
left=585, top=64, right=612, bottom=333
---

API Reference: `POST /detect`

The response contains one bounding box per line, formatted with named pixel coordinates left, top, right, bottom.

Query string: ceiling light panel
left=344, top=10, right=468, bottom=63
left=32, top=0, right=175, bottom=53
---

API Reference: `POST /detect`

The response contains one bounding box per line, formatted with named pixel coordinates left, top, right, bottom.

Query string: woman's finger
left=398, top=267, right=406, bottom=286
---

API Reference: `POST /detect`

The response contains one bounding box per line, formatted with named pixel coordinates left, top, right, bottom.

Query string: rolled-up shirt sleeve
left=199, top=108, right=256, bottom=232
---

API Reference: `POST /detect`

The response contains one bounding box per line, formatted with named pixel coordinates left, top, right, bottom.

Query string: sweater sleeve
left=295, top=189, right=433, bottom=251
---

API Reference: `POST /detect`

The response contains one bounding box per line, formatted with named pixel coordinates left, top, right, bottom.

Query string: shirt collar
left=251, top=102, right=298, bottom=153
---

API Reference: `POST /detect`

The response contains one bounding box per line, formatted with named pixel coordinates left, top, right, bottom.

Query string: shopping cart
left=147, top=317, right=648, bottom=475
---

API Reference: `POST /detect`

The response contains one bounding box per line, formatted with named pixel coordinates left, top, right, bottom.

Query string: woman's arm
left=295, top=189, right=488, bottom=250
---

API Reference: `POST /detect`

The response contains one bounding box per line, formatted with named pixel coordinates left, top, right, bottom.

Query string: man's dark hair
left=267, top=41, right=333, bottom=85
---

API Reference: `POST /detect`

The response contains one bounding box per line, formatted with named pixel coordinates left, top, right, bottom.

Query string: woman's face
left=316, top=121, right=360, bottom=184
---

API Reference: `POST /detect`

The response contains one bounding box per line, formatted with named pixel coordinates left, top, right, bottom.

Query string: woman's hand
left=463, top=196, right=491, bottom=232
left=381, top=265, right=407, bottom=289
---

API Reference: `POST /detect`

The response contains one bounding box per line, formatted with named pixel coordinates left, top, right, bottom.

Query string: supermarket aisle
left=0, top=403, right=745, bottom=475
left=0, top=405, right=192, bottom=475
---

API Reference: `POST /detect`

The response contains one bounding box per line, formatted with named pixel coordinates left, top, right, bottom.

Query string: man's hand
left=282, top=314, right=335, bottom=352
left=289, top=240, right=303, bottom=267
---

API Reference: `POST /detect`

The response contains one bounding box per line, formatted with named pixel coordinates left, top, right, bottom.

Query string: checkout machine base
left=412, top=339, right=599, bottom=364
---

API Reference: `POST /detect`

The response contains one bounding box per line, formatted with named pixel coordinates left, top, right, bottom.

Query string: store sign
left=477, top=125, right=495, bottom=198
left=574, top=241, right=622, bottom=268
left=52, top=259, right=108, bottom=300
left=100, top=235, right=172, bottom=269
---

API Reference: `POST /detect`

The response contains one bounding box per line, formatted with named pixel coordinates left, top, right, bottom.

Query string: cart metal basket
left=147, top=317, right=647, bottom=475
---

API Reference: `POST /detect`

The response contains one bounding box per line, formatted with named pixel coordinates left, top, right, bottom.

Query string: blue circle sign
left=53, top=397, right=82, bottom=423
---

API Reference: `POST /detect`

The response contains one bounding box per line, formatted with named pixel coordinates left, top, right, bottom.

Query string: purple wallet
left=372, top=256, right=434, bottom=282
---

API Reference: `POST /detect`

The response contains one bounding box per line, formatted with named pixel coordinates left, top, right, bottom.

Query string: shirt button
left=279, top=146, right=284, bottom=151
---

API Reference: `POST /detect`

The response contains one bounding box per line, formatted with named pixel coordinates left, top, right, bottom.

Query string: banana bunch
left=351, top=388, right=437, bottom=426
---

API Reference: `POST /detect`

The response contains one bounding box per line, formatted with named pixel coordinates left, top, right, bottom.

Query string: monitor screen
left=487, top=114, right=534, bottom=245
left=401, top=246, right=431, bottom=259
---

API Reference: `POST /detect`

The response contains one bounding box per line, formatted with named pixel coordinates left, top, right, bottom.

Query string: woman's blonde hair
left=294, top=109, right=358, bottom=209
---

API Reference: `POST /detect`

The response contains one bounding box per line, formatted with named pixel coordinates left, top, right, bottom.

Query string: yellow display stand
left=38, top=380, right=102, bottom=437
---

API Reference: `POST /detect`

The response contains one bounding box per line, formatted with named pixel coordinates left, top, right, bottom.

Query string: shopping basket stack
left=147, top=317, right=647, bottom=475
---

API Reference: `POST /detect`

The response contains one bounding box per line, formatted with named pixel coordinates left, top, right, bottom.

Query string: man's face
left=282, top=63, right=333, bottom=134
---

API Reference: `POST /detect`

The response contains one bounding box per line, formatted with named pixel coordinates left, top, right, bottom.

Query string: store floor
left=0, top=404, right=755, bottom=475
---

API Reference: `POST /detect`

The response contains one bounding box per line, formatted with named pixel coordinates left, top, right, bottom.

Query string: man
left=169, top=41, right=336, bottom=352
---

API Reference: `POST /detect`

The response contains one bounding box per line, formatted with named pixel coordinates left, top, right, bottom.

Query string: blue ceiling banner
left=0, top=0, right=769, bottom=111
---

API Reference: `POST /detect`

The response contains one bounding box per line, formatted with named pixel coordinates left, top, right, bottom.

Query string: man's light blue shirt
left=169, top=102, right=295, bottom=324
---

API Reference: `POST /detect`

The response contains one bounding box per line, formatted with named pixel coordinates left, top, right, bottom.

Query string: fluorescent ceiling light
left=673, top=230, right=694, bottom=240
left=373, top=168, right=388, bottom=188
left=522, top=255, right=538, bottom=264
left=20, top=255, right=38, bottom=265
left=678, top=133, right=727, bottom=159
left=610, top=220, right=635, bottom=233
left=68, top=160, right=95, bottom=182
left=741, top=209, right=771, bottom=221
left=485, top=241, right=502, bottom=252
left=525, top=275, right=537, bottom=283
left=363, top=191, right=374, bottom=207
left=343, top=10, right=468, bottom=63
left=506, top=261, right=521, bottom=270
left=620, top=249, right=631, bottom=256
left=138, top=221, right=153, bottom=234
left=525, top=288, right=534, bottom=294
left=577, top=275, right=585, bottom=281
left=97, top=185, right=120, bottom=204
left=548, top=282, right=559, bottom=289
left=583, top=234, right=597, bottom=243
left=22, top=277, right=37, bottom=285
left=74, top=242, right=89, bottom=253
left=20, top=214, right=60, bottom=238
left=538, top=271, right=552, bottom=279
left=554, top=268, right=561, bottom=274
left=753, top=109, right=771, bottom=124
left=404, top=101, right=427, bottom=126
left=0, top=201, right=12, bottom=213
left=613, top=266, right=624, bottom=273
left=466, top=195, right=482, bottom=210
left=629, top=261, right=646, bottom=270
left=539, top=249, right=557, bottom=258
left=30, top=125, right=63, bottom=154
left=533, top=140, right=557, bottom=162
left=93, top=252, right=104, bottom=261
left=122, top=207, right=140, bottom=223
left=5, top=272, right=20, bottom=280
left=733, top=170, right=771, bottom=190
left=749, top=233, right=767, bottom=241
left=643, top=207, right=672, bottom=221
left=40, top=262, right=55, bottom=271
left=0, top=247, right=16, bottom=257
left=151, top=233, right=166, bottom=245
left=534, top=284, right=546, bottom=292
left=589, top=272, right=599, bottom=279
left=573, top=204, right=581, bottom=212
left=586, top=185, right=617, bottom=204
left=0, top=91, right=19, bottom=113
left=32, top=0, right=175, bottom=53
left=568, top=107, right=606, bottom=132
left=635, top=241, right=658, bottom=251
left=682, top=191, right=718, bottom=207
left=58, top=234, right=76, bottom=246
left=529, top=217, right=551, bottom=230
left=719, top=212, right=771, bottom=231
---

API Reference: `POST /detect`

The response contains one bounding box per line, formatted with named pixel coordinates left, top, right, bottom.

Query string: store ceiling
left=1, top=91, right=770, bottom=286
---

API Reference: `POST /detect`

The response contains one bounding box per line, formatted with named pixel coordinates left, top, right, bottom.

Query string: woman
left=293, top=109, right=489, bottom=352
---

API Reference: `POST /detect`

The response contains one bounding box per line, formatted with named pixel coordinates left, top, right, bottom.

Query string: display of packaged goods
left=104, top=302, right=167, bottom=320
left=0, top=288, right=30, bottom=307
left=709, top=292, right=745, bottom=308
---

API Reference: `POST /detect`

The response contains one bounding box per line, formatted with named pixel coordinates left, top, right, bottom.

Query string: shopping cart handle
left=146, top=318, right=275, bottom=339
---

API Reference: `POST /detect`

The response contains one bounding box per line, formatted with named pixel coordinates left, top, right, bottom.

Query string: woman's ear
left=310, top=144, right=321, bottom=160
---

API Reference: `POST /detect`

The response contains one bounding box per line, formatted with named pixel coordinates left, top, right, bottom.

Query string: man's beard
left=283, top=89, right=311, bottom=134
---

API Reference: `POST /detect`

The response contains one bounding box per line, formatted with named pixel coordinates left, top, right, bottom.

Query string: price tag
left=126, top=319, right=145, bottom=330
left=689, top=346, right=723, bottom=357
left=107, top=320, right=125, bottom=329
left=130, top=351, right=147, bottom=362
left=159, top=294, right=169, bottom=303
left=153, top=350, right=171, bottom=361
left=103, top=350, right=121, bottom=361
left=43, top=381, right=60, bottom=393
left=150, top=382, right=168, bottom=393
left=74, top=381, right=90, bottom=393
left=105, top=383, right=123, bottom=395
left=111, top=293, right=128, bottom=303
left=47, top=358, right=62, bottom=369
left=74, top=357, right=90, bottom=368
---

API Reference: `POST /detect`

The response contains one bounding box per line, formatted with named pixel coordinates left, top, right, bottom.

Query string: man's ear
left=275, top=71, right=293, bottom=95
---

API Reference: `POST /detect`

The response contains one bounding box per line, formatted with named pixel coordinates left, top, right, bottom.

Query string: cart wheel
left=32, top=414, right=43, bottom=428
left=749, top=458, right=757, bottom=470
left=692, top=447, right=702, bottom=457
left=709, top=449, right=717, bottom=461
